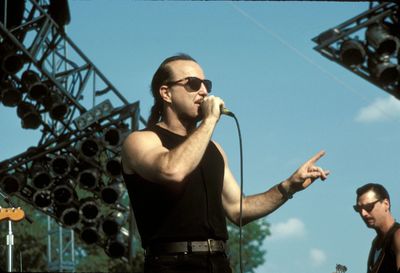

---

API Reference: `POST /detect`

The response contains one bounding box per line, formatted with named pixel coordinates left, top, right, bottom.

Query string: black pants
left=144, top=252, right=233, bottom=273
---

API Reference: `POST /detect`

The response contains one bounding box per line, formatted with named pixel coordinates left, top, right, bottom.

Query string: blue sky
left=1, top=1, right=400, bottom=273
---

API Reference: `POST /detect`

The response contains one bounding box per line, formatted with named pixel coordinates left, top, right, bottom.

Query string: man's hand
left=285, top=150, right=330, bottom=193
left=201, top=95, right=225, bottom=120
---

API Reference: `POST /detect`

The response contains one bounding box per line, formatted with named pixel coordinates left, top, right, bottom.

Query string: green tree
left=227, top=218, right=271, bottom=273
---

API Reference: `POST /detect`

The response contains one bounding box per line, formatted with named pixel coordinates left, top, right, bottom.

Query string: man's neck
left=158, top=117, right=197, bottom=136
left=376, top=216, right=395, bottom=238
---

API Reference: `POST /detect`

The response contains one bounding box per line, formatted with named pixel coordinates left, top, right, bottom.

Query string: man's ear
left=383, top=198, right=391, bottom=211
left=159, top=85, right=172, bottom=103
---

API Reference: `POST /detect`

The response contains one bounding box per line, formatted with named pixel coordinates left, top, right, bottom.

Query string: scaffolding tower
left=0, top=0, right=143, bottom=271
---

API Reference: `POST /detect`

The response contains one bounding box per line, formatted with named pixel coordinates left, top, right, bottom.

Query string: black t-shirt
left=123, top=125, right=229, bottom=248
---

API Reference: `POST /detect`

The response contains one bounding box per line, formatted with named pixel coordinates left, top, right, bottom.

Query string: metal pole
left=19, top=251, right=22, bottom=272
left=47, top=216, right=52, bottom=267
left=4, top=0, right=7, bottom=29
left=7, top=220, right=14, bottom=272
left=71, top=229, right=75, bottom=272
left=59, top=226, right=63, bottom=270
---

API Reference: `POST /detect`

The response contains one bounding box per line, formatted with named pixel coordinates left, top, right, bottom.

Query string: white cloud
left=268, top=217, right=306, bottom=241
left=309, top=248, right=327, bottom=267
left=355, top=96, right=400, bottom=123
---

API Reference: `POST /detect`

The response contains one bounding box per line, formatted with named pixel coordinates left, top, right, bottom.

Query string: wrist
left=201, top=116, right=219, bottom=129
left=278, top=180, right=294, bottom=200
left=203, top=113, right=219, bottom=123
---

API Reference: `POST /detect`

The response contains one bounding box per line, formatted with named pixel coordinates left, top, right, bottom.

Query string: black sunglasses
left=353, top=199, right=381, bottom=213
left=165, top=77, right=212, bottom=93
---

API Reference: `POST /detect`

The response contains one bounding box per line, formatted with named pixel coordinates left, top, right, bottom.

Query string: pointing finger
left=307, top=150, right=326, bottom=164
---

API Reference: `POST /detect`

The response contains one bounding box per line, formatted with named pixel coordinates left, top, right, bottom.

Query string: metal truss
left=312, top=2, right=400, bottom=98
left=0, top=0, right=143, bottom=271
left=1, top=0, right=146, bottom=132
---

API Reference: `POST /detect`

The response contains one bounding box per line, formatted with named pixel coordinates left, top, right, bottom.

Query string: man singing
left=121, top=53, right=330, bottom=273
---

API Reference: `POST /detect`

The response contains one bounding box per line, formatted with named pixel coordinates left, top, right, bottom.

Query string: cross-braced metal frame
left=0, top=0, right=143, bottom=271
left=312, top=2, right=400, bottom=98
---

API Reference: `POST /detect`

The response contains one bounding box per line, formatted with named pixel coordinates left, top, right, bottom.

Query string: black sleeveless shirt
left=367, top=222, right=400, bottom=273
left=123, top=125, right=228, bottom=248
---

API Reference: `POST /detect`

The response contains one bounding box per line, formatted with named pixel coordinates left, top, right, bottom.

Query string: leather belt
left=145, top=239, right=226, bottom=256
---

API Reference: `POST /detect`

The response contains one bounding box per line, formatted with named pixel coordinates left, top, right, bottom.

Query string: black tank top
left=368, top=222, right=400, bottom=273
left=123, top=125, right=228, bottom=247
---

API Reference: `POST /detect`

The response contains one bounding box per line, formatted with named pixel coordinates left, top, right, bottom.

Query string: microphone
left=221, top=107, right=235, bottom=117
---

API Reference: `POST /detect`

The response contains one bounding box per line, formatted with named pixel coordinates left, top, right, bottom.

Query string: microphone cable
left=223, top=109, right=244, bottom=273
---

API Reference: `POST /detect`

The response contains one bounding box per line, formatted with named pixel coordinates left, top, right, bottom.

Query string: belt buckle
left=207, top=239, right=213, bottom=253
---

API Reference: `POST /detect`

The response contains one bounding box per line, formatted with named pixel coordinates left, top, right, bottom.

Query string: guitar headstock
left=0, top=207, right=25, bottom=222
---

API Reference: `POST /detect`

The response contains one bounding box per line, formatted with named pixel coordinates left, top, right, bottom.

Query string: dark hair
left=356, top=183, right=391, bottom=207
left=147, top=53, right=197, bottom=126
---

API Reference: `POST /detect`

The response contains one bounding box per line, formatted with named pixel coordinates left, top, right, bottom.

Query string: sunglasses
left=353, top=199, right=381, bottom=213
left=165, top=77, right=212, bottom=93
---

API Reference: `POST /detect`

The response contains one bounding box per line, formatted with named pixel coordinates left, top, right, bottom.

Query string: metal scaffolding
left=0, top=0, right=143, bottom=271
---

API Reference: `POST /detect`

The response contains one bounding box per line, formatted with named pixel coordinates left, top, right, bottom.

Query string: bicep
left=214, top=142, right=241, bottom=223
left=222, top=166, right=242, bottom=222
